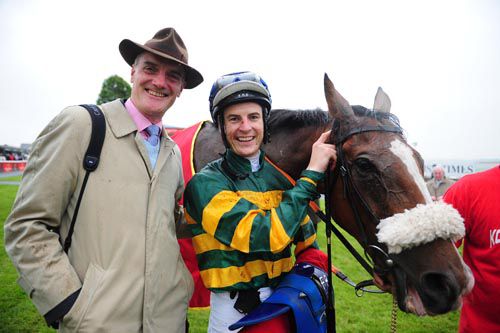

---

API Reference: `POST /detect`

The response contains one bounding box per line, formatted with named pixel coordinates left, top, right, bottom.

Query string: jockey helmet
left=208, top=71, right=272, bottom=144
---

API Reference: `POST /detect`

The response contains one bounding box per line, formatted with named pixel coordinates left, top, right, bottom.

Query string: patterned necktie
left=145, top=125, right=161, bottom=146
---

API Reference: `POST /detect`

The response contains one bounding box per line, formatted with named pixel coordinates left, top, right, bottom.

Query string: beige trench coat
left=426, top=178, right=456, bottom=200
left=4, top=99, right=193, bottom=332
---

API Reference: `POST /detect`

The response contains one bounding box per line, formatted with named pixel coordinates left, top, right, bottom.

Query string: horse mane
left=268, top=106, right=401, bottom=130
left=268, top=108, right=331, bottom=131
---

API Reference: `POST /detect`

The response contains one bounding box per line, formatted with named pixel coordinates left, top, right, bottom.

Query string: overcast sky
left=1, top=0, right=499, bottom=160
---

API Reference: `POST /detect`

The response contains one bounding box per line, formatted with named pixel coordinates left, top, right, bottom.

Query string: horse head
left=323, top=73, right=474, bottom=315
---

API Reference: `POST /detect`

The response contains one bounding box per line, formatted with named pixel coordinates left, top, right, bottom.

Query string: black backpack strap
left=63, top=104, right=106, bottom=253
left=81, top=104, right=106, bottom=171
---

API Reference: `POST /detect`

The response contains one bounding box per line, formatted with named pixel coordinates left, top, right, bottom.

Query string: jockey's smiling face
left=223, top=102, right=264, bottom=158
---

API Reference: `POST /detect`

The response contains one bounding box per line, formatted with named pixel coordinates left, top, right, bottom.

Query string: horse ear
left=373, top=87, right=391, bottom=113
left=324, top=73, right=355, bottom=118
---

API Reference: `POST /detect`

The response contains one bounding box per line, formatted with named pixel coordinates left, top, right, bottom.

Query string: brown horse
left=187, top=74, right=473, bottom=316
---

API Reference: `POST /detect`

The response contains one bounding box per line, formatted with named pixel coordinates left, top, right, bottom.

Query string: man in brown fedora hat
left=5, top=27, right=202, bottom=332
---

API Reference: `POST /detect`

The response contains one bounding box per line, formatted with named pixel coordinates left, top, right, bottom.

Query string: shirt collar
left=124, top=99, right=163, bottom=133
left=224, top=149, right=265, bottom=173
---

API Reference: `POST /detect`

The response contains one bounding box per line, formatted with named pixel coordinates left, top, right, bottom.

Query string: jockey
left=183, top=71, right=337, bottom=332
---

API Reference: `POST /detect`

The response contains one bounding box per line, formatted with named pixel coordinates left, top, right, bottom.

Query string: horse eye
left=354, top=158, right=376, bottom=173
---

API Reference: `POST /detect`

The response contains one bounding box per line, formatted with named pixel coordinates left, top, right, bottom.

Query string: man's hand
left=306, top=130, right=337, bottom=173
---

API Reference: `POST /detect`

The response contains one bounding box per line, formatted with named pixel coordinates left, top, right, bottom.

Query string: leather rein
left=267, top=114, right=407, bottom=292
left=266, top=118, right=405, bottom=333
left=325, top=114, right=423, bottom=317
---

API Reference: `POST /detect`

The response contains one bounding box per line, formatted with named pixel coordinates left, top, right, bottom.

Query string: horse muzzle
left=376, top=264, right=465, bottom=316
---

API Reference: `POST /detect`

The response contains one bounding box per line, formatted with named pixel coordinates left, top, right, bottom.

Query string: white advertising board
left=424, top=159, right=499, bottom=180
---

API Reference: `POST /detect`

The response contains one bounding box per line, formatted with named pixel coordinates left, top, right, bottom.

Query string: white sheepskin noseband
left=376, top=202, right=465, bottom=254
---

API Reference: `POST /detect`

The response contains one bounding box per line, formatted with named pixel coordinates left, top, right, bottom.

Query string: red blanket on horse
left=172, top=121, right=211, bottom=308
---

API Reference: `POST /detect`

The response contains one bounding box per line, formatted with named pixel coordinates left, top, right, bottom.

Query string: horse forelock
left=350, top=105, right=402, bottom=129
left=331, top=105, right=405, bottom=145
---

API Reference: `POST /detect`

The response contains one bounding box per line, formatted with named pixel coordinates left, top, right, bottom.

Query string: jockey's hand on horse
left=306, top=130, right=337, bottom=173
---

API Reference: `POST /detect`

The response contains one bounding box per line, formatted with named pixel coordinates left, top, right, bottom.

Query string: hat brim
left=228, top=303, right=290, bottom=331
left=119, top=39, right=203, bottom=89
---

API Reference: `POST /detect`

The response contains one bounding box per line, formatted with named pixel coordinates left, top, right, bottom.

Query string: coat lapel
left=154, top=128, right=176, bottom=177
left=102, top=100, right=153, bottom=176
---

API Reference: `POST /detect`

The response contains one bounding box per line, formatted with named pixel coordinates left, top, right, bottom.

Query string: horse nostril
left=422, top=272, right=449, bottom=291
left=420, top=272, right=460, bottom=315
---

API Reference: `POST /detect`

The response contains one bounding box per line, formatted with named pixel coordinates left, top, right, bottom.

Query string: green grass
left=0, top=186, right=54, bottom=332
left=0, top=175, right=22, bottom=182
left=0, top=185, right=459, bottom=332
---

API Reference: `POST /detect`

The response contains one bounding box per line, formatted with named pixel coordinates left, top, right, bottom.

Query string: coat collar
left=101, top=99, right=137, bottom=138
left=101, top=99, right=177, bottom=177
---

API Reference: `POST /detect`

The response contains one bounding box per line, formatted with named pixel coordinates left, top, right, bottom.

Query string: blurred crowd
left=0, top=151, right=28, bottom=161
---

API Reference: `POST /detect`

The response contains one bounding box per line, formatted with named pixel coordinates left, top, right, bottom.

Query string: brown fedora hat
left=119, top=27, right=203, bottom=89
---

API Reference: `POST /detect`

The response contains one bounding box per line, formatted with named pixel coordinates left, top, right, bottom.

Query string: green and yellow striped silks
left=184, top=149, right=324, bottom=291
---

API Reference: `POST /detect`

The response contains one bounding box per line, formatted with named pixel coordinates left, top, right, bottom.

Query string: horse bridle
left=324, top=115, right=411, bottom=309
left=331, top=118, right=404, bottom=266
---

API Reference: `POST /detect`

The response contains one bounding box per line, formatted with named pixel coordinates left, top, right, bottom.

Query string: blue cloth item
left=145, top=125, right=161, bottom=146
left=228, top=263, right=329, bottom=332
